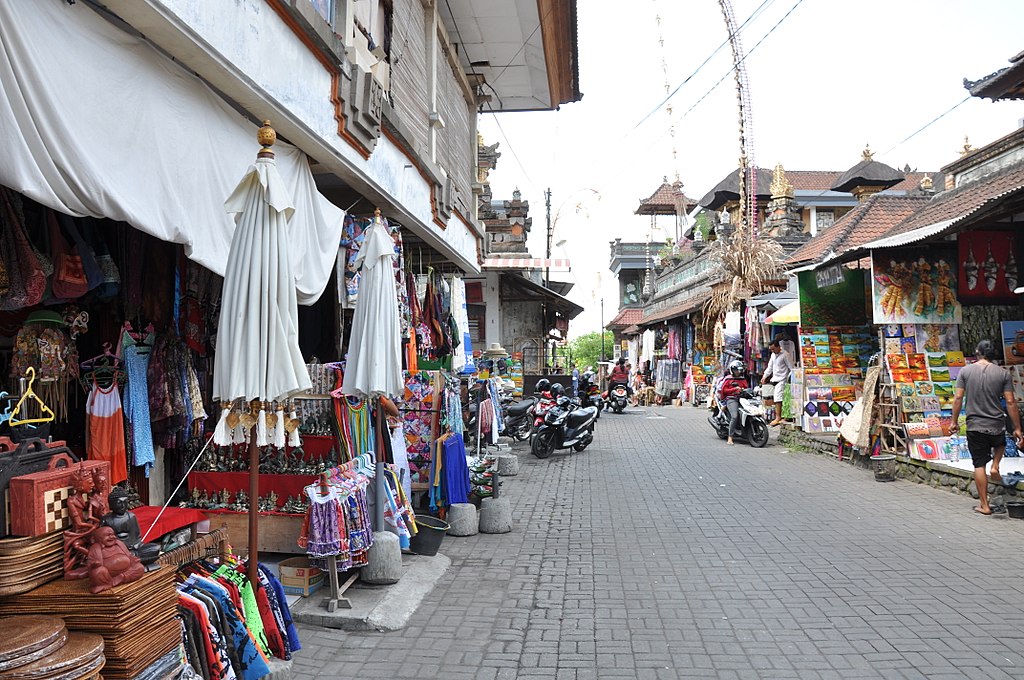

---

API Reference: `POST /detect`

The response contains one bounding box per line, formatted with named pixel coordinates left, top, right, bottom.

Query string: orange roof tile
left=870, top=162, right=1024, bottom=243
left=786, top=194, right=931, bottom=267
left=635, top=180, right=697, bottom=215
left=606, top=308, right=644, bottom=328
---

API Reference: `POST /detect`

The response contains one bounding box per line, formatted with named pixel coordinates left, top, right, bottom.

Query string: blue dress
left=122, top=341, right=155, bottom=475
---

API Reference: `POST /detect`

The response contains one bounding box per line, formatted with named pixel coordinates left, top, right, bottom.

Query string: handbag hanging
left=0, top=189, right=47, bottom=310
left=47, top=210, right=89, bottom=299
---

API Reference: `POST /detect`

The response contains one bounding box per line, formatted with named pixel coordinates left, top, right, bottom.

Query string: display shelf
left=203, top=510, right=304, bottom=555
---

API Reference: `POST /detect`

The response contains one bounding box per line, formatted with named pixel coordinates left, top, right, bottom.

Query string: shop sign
left=815, top=264, right=844, bottom=289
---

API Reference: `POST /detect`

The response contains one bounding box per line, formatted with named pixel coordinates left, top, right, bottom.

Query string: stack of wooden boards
left=0, top=531, right=62, bottom=597
left=0, top=567, right=179, bottom=679
left=0, top=615, right=104, bottom=680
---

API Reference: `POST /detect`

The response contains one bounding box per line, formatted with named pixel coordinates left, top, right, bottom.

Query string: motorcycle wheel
left=749, top=420, right=770, bottom=448
left=573, top=441, right=589, bottom=452
left=532, top=430, right=555, bottom=459
left=613, top=402, right=624, bottom=414
left=716, top=426, right=728, bottom=440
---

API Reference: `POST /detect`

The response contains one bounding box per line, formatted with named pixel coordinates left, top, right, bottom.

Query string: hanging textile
left=428, top=432, right=471, bottom=511
left=85, top=380, right=128, bottom=484
left=450, top=276, right=471, bottom=372
left=122, top=329, right=156, bottom=475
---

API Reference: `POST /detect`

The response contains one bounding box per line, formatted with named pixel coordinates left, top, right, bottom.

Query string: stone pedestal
left=446, top=503, right=479, bottom=536
left=497, top=454, right=519, bottom=477
left=361, top=531, right=402, bottom=585
left=479, top=497, right=512, bottom=534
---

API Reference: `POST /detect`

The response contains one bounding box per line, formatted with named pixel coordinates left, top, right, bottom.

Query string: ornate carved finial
left=920, top=174, right=934, bottom=192
left=960, top=135, right=974, bottom=156
left=861, top=144, right=874, bottom=161
left=770, top=162, right=794, bottom=199
left=257, top=120, right=276, bottom=158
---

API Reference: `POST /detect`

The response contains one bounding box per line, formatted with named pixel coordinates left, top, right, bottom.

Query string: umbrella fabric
left=765, top=299, right=800, bottom=325
left=213, top=157, right=311, bottom=403
left=342, top=220, right=403, bottom=400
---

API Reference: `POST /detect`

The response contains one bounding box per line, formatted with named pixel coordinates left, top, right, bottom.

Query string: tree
left=567, top=331, right=615, bottom=370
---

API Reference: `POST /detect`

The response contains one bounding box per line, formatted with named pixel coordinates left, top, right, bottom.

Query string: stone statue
left=101, top=487, right=160, bottom=567
left=86, top=526, right=145, bottom=594
left=64, top=465, right=100, bottom=579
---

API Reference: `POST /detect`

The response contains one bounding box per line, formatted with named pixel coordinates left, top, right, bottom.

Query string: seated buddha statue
left=100, top=487, right=161, bottom=567
left=86, top=526, right=146, bottom=594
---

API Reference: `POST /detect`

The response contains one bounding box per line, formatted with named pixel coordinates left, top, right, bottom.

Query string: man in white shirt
left=761, top=338, right=793, bottom=426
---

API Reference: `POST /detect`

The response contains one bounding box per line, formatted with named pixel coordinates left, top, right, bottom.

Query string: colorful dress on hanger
left=85, top=380, right=128, bottom=484
left=122, top=335, right=155, bottom=475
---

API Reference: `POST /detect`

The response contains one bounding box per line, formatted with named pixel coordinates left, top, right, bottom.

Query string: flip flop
left=973, top=506, right=993, bottom=516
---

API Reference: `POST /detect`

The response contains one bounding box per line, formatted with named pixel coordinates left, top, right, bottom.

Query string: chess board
left=9, top=460, right=107, bottom=537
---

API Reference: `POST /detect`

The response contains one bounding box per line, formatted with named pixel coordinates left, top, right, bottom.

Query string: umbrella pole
left=248, top=431, right=260, bottom=585
left=374, top=397, right=385, bottom=532
left=475, top=380, right=483, bottom=458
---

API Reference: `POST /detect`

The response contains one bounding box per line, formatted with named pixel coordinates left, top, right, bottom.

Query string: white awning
left=0, top=1, right=344, bottom=304
left=482, top=257, right=571, bottom=272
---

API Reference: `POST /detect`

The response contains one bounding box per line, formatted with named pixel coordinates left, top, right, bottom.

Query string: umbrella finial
left=257, top=120, right=276, bottom=159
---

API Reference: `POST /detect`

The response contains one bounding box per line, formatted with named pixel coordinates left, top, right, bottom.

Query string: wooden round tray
left=0, top=632, right=104, bottom=680
left=0, top=616, right=66, bottom=666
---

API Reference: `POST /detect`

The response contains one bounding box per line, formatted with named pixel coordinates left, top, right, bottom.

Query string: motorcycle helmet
left=728, top=360, right=744, bottom=377
left=550, top=382, right=565, bottom=397
left=535, top=378, right=551, bottom=394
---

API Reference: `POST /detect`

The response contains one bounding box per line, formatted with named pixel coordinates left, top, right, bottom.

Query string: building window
left=816, top=210, right=835, bottom=231
left=310, top=0, right=334, bottom=24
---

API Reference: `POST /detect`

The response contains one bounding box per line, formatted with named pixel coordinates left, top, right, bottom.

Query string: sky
left=477, top=0, right=1024, bottom=339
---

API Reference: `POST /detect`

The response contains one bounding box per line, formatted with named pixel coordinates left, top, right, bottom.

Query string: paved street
left=295, top=405, right=1024, bottom=679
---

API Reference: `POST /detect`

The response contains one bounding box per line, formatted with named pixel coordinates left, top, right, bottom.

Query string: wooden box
left=0, top=438, right=75, bottom=537
left=9, top=460, right=108, bottom=537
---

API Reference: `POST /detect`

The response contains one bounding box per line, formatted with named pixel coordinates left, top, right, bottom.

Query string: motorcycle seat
left=505, top=399, right=535, bottom=416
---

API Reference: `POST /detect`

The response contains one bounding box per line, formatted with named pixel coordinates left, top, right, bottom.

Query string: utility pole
left=600, top=297, right=605, bottom=362
left=544, top=187, right=552, bottom=288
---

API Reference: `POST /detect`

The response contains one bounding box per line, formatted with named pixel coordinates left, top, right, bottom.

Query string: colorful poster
left=958, top=230, right=1019, bottom=302
left=1001, top=321, right=1024, bottom=366
left=871, top=247, right=962, bottom=324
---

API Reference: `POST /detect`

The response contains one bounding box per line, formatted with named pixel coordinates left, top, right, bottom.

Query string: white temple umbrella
left=213, top=121, right=312, bottom=583
left=341, top=209, right=403, bottom=529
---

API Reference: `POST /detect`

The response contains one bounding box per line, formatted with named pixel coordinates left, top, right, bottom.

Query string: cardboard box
left=278, top=556, right=324, bottom=597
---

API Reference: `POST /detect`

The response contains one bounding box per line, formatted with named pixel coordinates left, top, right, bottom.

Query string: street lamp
left=600, top=297, right=605, bottom=363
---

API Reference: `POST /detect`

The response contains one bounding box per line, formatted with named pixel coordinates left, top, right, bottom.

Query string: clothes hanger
left=81, top=342, right=123, bottom=370
left=9, top=367, right=56, bottom=426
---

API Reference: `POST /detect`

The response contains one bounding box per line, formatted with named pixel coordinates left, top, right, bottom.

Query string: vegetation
left=567, top=331, right=615, bottom=369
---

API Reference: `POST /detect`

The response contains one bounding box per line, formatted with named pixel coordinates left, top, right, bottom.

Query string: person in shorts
left=760, top=339, right=793, bottom=426
left=950, top=339, right=1023, bottom=516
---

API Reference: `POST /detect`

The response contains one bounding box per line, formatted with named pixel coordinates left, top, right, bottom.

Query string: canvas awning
left=0, top=1, right=344, bottom=304
left=765, top=300, right=800, bottom=325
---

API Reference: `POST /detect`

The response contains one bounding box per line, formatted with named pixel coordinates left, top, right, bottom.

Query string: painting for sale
left=871, top=247, right=962, bottom=324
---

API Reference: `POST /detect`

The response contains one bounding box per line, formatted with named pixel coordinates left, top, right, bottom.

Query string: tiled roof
left=635, top=180, right=696, bottom=215
left=889, top=172, right=944, bottom=192
left=606, top=307, right=644, bottom=329
left=964, top=50, right=1024, bottom=101
left=786, top=170, right=843, bottom=191
left=866, top=162, right=1024, bottom=244
left=785, top=194, right=931, bottom=267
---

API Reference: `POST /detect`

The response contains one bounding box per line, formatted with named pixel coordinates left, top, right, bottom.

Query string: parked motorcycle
left=605, top=384, right=629, bottom=414
left=579, top=374, right=603, bottom=418
left=531, top=396, right=599, bottom=458
left=707, top=385, right=769, bottom=448
left=503, top=396, right=537, bottom=441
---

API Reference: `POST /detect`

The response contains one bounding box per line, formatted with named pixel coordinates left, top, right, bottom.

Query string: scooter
left=580, top=379, right=603, bottom=418
left=605, top=384, right=629, bottom=414
left=531, top=396, right=599, bottom=458
left=503, top=396, right=538, bottom=441
left=707, top=385, right=770, bottom=448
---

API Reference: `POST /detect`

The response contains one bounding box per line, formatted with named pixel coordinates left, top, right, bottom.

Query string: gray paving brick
left=292, top=407, right=1024, bottom=678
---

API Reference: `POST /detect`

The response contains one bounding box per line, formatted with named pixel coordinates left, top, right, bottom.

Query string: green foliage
left=694, top=212, right=713, bottom=240
left=567, top=331, right=615, bottom=369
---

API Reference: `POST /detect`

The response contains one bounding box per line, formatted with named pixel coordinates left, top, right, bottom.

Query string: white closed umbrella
left=341, top=210, right=402, bottom=532
left=341, top=211, right=403, bottom=400
left=212, top=121, right=311, bottom=583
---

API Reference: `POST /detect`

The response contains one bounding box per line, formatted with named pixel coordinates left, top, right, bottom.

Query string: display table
left=132, top=505, right=207, bottom=543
